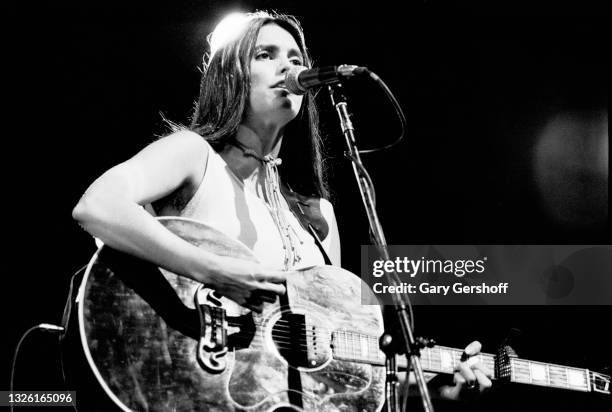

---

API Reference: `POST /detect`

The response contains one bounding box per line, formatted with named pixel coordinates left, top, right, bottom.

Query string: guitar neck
left=330, top=330, right=610, bottom=395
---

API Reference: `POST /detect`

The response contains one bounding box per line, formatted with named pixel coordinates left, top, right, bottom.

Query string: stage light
left=533, top=111, right=608, bottom=230
left=209, top=12, right=249, bottom=57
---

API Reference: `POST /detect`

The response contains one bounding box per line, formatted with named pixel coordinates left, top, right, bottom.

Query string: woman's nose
left=278, top=56, right=292, bottom=74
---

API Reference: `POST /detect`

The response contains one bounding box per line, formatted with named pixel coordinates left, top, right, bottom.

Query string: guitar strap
left=282, top=185, right=333, bottom=266
left=278, top=187, right=332, bottom=407
left=60, top=264, right=88, bottom=340
left=305, top=221, right=332, bottom=266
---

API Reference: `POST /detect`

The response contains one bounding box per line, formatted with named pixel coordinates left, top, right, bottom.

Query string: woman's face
left=246, top=23, right=305, bottom=129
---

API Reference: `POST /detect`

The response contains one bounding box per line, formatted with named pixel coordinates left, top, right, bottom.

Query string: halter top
left=150, top=141, right=334, bottom=270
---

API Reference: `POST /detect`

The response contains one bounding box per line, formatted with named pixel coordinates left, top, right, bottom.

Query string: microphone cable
left=356, top=68, right=407, bottom=155
left=9, top=263, right=87, bottom=412
left=9, top=324, right=66, bottom=412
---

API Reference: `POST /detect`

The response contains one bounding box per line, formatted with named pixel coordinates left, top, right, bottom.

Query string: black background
left=4, top=0, right=610, bottom=410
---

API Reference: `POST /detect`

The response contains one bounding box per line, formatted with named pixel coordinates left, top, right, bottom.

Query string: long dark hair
left=190, top=11, right=328, bottom=198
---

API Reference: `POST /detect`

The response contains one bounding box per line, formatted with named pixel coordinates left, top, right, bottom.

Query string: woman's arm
left=72, top=130, right=286, bottom=310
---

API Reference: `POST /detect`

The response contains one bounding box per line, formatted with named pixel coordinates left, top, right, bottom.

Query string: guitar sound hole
left=271, top=313, right=310, bottom=368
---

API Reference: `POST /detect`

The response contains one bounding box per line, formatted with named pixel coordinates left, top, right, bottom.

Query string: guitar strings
left=226, top=336, right=378, bottom=358
left=224, top=320, right=380, bottom=351
left=225, top=336, right=489, bottom=368
left=229, top=334, right=321, bottom=348
left=226, top=332, right=382, bottom=357
left=228, top=327, right=378, bottom=351
left=230, top=319, right=383, bottom=344
left=228, top=320, right=494, bottom=362
left=226, top=324, right=327, bottom=338
left=226, top=324, right=356, bottom=343
left=226, top=333, right=488, bottom=364
left=227, top=319, right=378, bottom=340
left=219, top=322, right=492, bottom=360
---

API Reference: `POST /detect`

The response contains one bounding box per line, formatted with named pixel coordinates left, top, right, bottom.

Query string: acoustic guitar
left=68, top=217, right=610, bottom=411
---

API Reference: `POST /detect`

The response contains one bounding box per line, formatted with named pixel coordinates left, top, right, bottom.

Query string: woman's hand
left=202, top=256, right=288, bottom=313
left=439, top=341, right=493, bottom=400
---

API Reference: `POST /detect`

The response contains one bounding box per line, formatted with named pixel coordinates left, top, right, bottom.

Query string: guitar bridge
left=194, top=285, right=228, bottom=374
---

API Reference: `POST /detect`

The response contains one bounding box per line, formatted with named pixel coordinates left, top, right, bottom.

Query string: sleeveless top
left=150, top=141, right=334, bottom=270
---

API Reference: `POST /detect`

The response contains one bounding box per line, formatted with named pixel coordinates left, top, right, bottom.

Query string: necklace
left=230, top=140, right=282, bottom=166
left=229, top=140, right=302, bottom=270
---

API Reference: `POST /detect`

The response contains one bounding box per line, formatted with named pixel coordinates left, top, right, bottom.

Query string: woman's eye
left=256, top=51, right=270, bottom=59
left=291, top=59, right=303, bottom=66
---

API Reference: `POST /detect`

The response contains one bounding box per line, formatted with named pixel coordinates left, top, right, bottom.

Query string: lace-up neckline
left=229, top=140, right=302, bottom=270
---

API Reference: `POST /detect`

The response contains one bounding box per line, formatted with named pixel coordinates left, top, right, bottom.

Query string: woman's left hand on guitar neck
left=438, top=341, right=493, bottom=399
left=404, top=340, right=492, bottom=402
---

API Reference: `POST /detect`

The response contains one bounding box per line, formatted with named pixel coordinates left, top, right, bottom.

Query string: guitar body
left=74, top=217, right=385, bottom=412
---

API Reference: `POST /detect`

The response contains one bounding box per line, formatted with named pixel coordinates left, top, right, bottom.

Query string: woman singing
left=72, top=10, right=490, bottom=410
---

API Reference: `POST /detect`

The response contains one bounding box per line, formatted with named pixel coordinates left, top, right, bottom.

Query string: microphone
left=285, top=65, right=368, bottom=95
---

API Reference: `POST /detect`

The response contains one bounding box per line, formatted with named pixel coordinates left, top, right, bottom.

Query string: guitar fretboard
left=330, top=330, right=495, bottom=374
left=330, top=330, right=610, bottom=394
left=503, top=358, right=590, bottom=391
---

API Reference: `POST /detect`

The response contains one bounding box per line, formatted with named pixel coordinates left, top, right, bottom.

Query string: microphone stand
left=327, top=83, right=434, bottom=412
